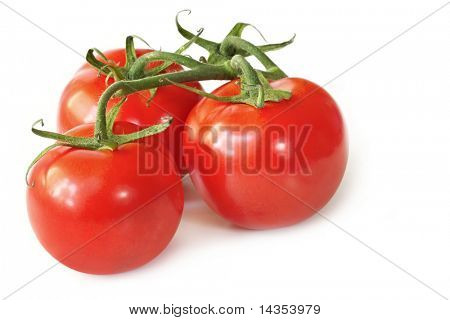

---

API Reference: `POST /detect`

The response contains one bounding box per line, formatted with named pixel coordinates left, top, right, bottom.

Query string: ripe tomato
left=27, top=122, right=183, bottom=274
left=57, top=49, right=202, bottom=173
left=183, top=78, right=347, bottom=229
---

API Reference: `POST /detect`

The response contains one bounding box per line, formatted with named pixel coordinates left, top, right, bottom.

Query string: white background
left=0, top=0, right=449, bottom=318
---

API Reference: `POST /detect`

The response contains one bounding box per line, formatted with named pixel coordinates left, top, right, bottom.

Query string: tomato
left=183, top=78, right=347, bottom=229
left=57, top=49, right=202, bottom=173
left=27, top=122, right=183, bottom=274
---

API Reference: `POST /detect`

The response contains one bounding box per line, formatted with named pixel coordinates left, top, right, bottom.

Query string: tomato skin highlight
left=27, top=123, right=183, bottom=274
left=57, top=49, right=202, bottom=173
left=183, top=78, right=347, bottom=229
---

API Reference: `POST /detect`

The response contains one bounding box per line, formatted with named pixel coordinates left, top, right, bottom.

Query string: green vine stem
left=94, top=63, right=236, bottom=140
left=95, top=50, right=291, bottom=141
left=165, top=56, right=291, bottom=108
left=220, top=36, right=287, bottom=79
left=141, top=30, right=205, bottom=78
left=86, top=30, right=201, bottom=82
left=175, top=10, right=295, bottom=65
left=128, top=51, right=204, bottom=80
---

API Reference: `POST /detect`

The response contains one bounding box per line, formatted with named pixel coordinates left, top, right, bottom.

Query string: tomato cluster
left=26, top=20, right=347, bottom=274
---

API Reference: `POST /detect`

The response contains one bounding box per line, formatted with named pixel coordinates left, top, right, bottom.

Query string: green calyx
left=164, top=56, right=291, bottom=108
left=26, top=114, right=172, bottom=186
left=31, top=108, right=172, bottom=151
left=175, top=10, right=295, bottom=66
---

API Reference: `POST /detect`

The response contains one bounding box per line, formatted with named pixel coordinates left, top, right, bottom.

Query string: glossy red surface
left=27, top=123, right=183, bottom=274
left=183, top=78, right=347, bottom=229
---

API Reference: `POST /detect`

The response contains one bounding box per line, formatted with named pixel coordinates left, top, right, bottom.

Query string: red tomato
left=57, top=49, right=202, bottom=173
left=27, top=122, right=183, bottom=274
left=183, top=78, right=347, bottom=229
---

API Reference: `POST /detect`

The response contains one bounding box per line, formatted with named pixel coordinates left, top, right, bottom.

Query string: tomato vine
left=27, top=11, right=297, bottom=182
